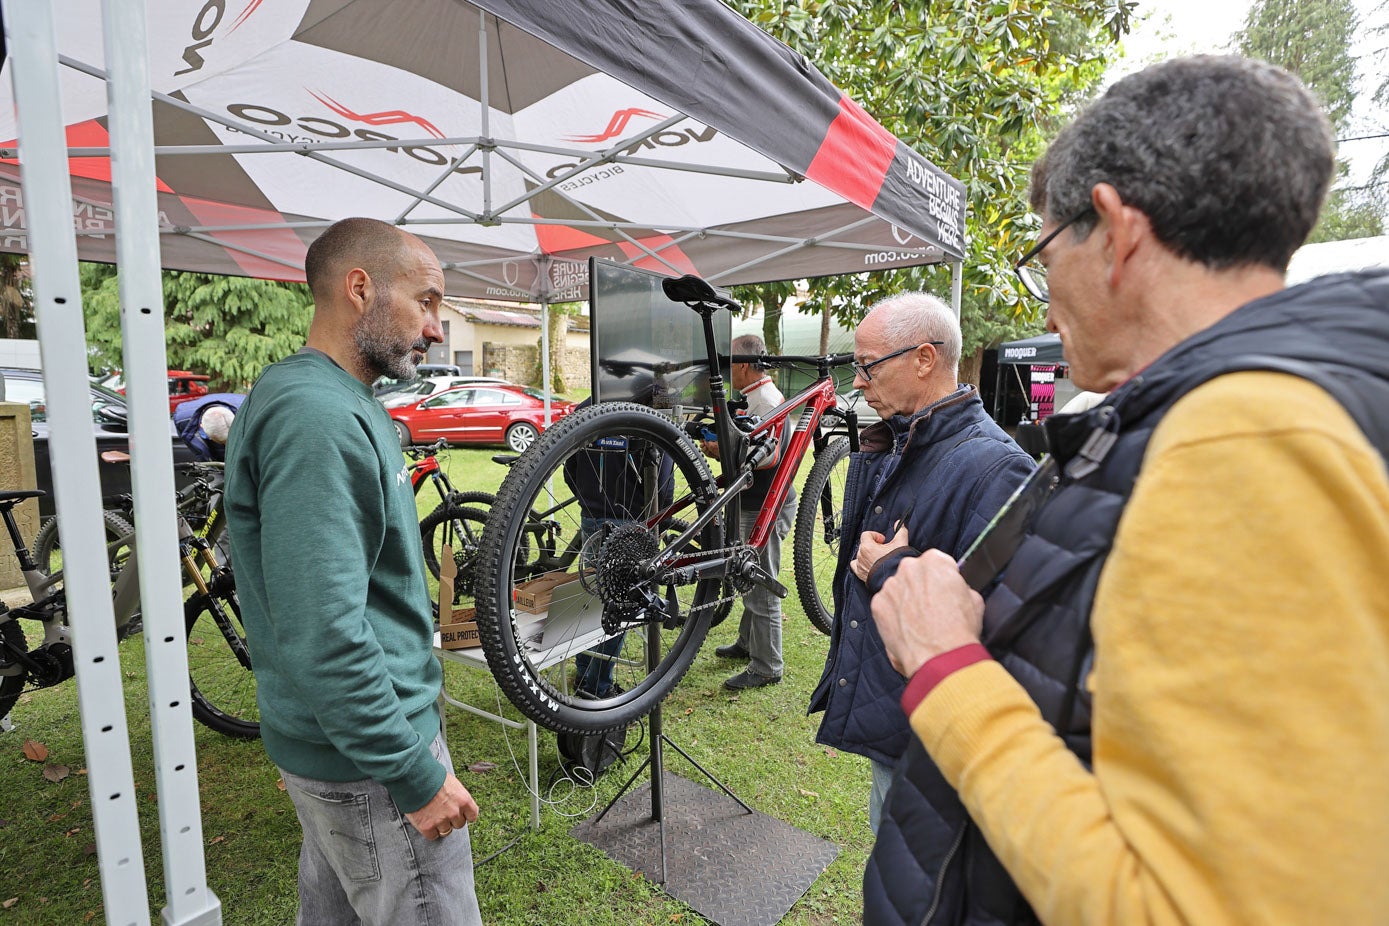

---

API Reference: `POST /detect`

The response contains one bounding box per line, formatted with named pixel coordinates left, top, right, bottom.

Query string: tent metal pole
left=103, top=0, right=221, bottom=920
left=2, top=3, right=154, bottom=923
left=537, top=258, right=553, bottom=422
left=951, top=260, right=963, bottom=320
left=479, top=9, right=493, bottom=218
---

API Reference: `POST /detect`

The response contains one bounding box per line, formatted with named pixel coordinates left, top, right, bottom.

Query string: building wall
left=481, top=343, right=591, bottom=390
left=0, top=403, right=38, bottom=586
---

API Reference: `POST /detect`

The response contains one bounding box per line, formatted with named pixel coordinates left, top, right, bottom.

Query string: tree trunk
left=547, top=307, right=568, bottom=394
left=0, top=255, right=26, bottom=339
left=819, top=303, right=831, bottom=355
left=959, top=346, right=983, bottom=387
left=761, top=294, right=782, bottom=354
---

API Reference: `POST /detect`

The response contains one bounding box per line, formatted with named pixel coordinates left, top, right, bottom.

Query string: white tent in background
left=1286, top=235, right=1389, bottom=285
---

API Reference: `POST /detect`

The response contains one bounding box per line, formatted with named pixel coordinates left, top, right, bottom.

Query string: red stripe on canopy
left=804, top=96, right=896, bottom=210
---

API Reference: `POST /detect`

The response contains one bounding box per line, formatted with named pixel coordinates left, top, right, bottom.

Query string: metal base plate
left=571, top=773, right=838, bottom=926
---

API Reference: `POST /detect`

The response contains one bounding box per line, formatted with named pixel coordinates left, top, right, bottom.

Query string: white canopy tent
left=0, top=1, right=970, bottom=922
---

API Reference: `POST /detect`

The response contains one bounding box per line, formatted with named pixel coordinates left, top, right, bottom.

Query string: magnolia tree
left=727, top=0, right=1133, bottom=382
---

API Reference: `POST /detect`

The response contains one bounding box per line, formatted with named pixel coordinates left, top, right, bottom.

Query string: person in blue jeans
left=562, top=397, right=673, bottom=697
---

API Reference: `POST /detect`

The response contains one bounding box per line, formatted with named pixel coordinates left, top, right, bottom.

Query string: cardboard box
left=512, top=571, right=581, bottom=613
left=439, top=607, right=481, bottom=650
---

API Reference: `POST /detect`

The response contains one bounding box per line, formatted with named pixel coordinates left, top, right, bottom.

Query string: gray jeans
left=735, top=486, right=796, bottom=678
left=280, top=732, right=482, bottom=926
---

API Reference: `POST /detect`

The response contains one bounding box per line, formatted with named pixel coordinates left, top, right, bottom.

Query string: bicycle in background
left=0, top=457, right=258, bottom=738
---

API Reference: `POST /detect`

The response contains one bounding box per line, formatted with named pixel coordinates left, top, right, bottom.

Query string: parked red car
left=107, top=369, right=212, bottom=414
left=388, top=384, right=575, bottom=452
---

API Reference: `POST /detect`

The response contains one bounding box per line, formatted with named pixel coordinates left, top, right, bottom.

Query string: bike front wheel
left=185, top=571, right=259, bottom=739
left=793, top=438, right=851, bottom=635
left=473, top=402, right=724, bottom=735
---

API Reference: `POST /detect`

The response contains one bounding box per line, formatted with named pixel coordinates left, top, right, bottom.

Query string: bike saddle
left=661, top=274, right=741, bottom=312
left=0, top=489, right=45, bottom=507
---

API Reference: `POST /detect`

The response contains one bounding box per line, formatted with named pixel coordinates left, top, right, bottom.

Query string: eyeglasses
left=1013, top=207, right=1095, bottom=303
left=852, top=341, right=944, bottom=382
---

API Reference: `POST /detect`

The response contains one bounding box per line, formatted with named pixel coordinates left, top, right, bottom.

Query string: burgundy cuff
left=901, top=643, right=993, bottom=715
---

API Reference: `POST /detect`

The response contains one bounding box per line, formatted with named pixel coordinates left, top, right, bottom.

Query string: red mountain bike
left=474, top=274, right=859, bottom=734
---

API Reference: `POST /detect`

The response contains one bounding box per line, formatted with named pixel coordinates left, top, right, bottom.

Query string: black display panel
left=588, top=258, right=731, bottom=408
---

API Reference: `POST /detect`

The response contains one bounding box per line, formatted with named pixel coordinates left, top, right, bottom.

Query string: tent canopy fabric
left=0, top=0, right=967, bottom=302
left=997, top=332, right=1064, bottom=365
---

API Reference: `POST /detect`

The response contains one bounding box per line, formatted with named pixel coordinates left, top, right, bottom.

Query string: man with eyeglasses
left=808, top=291, right=1034, bottom=835
left=865, top=56, right=1389, bottom=925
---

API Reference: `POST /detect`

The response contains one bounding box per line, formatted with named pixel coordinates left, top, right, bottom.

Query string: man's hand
left=404, top=772, right=479, bottom=841
left=701, top=439, right=719, bottom=459
left=872, top=549, right=984, bottom=677
left=850, top=524, right=911, bottom=581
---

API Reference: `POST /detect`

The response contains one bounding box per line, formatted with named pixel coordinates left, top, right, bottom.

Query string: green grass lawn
left=0, top=447, right=873, bottom=925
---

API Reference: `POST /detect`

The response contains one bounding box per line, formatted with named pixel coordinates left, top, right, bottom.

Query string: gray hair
left=1031, top=55, right=1333, bottom=272
left=864, top=291, right=961, bottom=376
left=731, top=333, right=766, bottom=355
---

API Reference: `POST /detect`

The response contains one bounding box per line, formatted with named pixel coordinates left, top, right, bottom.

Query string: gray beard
left=353, top=291, right=424, bottom=381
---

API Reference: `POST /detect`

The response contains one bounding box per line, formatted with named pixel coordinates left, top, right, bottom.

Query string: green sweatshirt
left=225, top=350, right=445, bottom=812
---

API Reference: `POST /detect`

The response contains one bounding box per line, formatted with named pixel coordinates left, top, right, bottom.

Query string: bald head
left=854, top=291, right=962, bottom=418
left=304, top=217, right=412, bottom=306
left=862, top=292, right=961, bottom=376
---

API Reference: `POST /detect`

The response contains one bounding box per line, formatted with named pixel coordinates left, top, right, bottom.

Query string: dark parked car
left=3, top=368, right=196, bottom=517
left=387, top=384, right=575, bottom=452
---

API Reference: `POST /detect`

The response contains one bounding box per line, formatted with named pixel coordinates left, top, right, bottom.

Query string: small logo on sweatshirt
left=397, top=466, right=409, bottom=486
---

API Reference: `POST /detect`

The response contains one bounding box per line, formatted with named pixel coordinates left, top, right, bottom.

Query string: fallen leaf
left=22, top=740, right=48, bottom=761
left=275, top=779, right=286, bottom=791
left=2, top=898, right=16, bottom=909
left=467, top=761, right=497, bottom=773
left=76, top=768, right=87, bottom=776
left=46, top=813, right=66, bottom=823
left=146, top=792, right=158, bottom=803
left=81, top=879, right=92, bottom=888
left=684, top=708, right=693, bottom=715
left=71, top=800, right=83, bottom=808
left=64, top=827, right=80, bottom=837
left=209, top=835, right=225, bottom=845
left=83, top=844, right=96, bottom=857
left=85, top=911, right=96, bottom=922
left=824, top=748, right=838, bottom=758
left=798, top=788, right=820, bottom=798
left=43, top=764, right=70, bottom=783
left=38, top=897, right=47, bottom=904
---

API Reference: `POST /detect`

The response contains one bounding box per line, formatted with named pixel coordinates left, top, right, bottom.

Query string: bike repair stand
left=571, top=450, right=837, bottom=926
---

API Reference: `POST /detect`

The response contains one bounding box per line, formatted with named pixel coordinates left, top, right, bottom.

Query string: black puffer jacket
left=810, top=385, right=1034, bottom=766
left=862, top=270, right=1389, bottom=925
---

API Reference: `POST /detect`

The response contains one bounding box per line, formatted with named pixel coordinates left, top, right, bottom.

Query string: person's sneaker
left=714, top=642, right=749, bottom=660
left=724, top=669, right=781, bottom=690
left=576, top=682, right=625, bottom=700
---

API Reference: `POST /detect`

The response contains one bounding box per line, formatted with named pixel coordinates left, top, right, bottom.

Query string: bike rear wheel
left=793, top=438, right=851, bottom=635
left=184, top=569, right=259, bottom=738
left=474, top=403, right=724, bottom=735
left=32, top=510, right=135, bottom=579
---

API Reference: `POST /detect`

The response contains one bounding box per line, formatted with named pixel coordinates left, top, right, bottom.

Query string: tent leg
left=104, top=0, right=222, bottom=921
left=4, top=2, right=153, bottom=923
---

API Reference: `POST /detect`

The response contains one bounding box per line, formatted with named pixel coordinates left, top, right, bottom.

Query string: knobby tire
left=793, top=438, right=851, bottom=636
left=473, top=403, right=722, bottom=735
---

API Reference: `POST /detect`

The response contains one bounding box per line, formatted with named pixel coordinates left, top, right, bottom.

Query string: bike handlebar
left=404, top=437, right=450, bottom=459
left=731, top=352, right=857, bottom=368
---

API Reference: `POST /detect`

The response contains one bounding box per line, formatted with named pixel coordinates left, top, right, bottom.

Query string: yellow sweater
left=909, top=372, right=1389, bottom=925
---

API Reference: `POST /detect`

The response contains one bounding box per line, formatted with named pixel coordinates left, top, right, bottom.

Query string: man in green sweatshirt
left=225, top=217, right=481, bottom=925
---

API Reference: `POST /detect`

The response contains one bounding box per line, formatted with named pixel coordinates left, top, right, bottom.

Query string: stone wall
left=481, top=343, right=591, bottom=391
left=0, top=403, right=38, bottom=587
